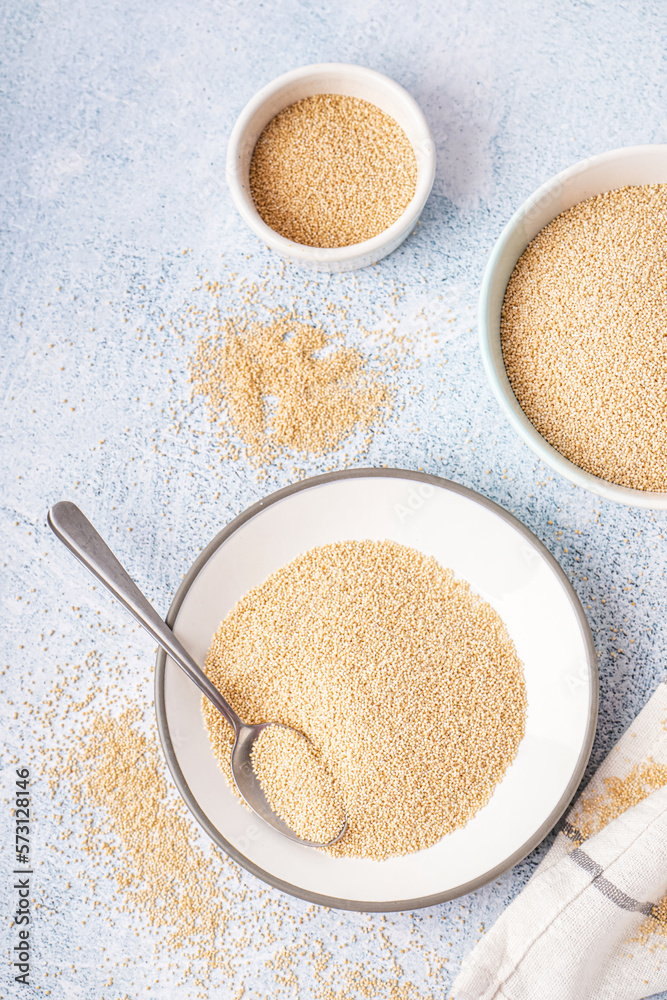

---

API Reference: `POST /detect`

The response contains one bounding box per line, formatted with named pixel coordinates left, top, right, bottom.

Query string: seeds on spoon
left=251, top=726, right=345, bottom=844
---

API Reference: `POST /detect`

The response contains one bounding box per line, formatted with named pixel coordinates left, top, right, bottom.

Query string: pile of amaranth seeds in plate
left=249, top=94, right=418, bottom=248
left=203, top=539, right=527, bottom=860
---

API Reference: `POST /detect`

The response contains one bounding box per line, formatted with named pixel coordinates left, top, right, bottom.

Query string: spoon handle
left=47, top=501, right=242, bottom=734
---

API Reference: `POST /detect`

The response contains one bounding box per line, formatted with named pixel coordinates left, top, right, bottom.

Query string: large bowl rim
left=225, top=62, right=436, bottom=267
left=479, top=143, right=667, bottom=510
left=154, top=467, right=598, bottom=912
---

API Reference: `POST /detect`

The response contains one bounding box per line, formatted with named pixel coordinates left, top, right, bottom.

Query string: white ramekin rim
left=226, top=62, right=435, bottom=269
left=479, top=143, right=667, bottom=510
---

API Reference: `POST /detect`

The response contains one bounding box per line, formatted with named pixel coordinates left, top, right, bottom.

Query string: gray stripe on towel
left=569, top=848, right=655, bottom=916
left=562, top=820, right=585, bottom=843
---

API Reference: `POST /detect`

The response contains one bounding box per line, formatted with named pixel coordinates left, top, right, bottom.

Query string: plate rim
left=154, top=467, right=599, bottom=911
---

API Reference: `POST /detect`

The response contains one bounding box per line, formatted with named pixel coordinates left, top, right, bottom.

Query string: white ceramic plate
left=155, top=469, right=597, bottom=911
left=479, top=143, right=667, bottom=509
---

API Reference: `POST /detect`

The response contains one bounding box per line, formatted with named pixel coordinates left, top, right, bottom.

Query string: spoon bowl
left=231, top=721, right=347, bottom=847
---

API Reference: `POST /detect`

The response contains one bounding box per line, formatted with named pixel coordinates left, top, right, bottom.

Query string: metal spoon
left=47, top=501, right=347, bottom=848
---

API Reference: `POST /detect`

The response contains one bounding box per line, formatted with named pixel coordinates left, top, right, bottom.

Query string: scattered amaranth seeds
left=54, top=706, right=233, bottom=963
left=249, top=94, right=417, bottom=247
left=251, top=725, right=346, bottom=843
left=569, top=756, right=667, bottom=949
left=633, top=895, right=667, bottom=947
left=188, top=311, right=391, bottom=464
left=571, top=758, right=667, bottom=844
left=501, top=184, right=667, bottom=491
left=39, top=677, right=439, bottom=997
left=203, top=539, right=526, bottom=859
left=30, top=644, right=449, bottom=997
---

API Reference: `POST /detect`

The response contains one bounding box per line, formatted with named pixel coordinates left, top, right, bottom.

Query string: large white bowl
left=479, top=144, right=667, bottom=509
left=226, top=63, right=435, bottom=271
left=155, top=469, right=597, bottom=911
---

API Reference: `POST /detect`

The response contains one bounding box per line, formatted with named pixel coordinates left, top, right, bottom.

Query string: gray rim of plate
left=154, top=467, right=599, bottom=912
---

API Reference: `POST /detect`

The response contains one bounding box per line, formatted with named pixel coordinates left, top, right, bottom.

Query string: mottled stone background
left=2, top=1, right=667, bottom=997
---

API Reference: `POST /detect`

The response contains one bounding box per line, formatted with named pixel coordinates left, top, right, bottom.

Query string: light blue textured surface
left=2, top=1, right=667, bottom=997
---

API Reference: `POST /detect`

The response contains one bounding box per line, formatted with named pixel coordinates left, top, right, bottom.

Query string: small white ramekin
left=479, top=144, right=667, bottom=509
left=226, top=63, right=435, bottom=272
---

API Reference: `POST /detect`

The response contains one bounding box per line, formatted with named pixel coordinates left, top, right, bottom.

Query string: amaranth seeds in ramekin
left=249, top=94, right=417, bottom=248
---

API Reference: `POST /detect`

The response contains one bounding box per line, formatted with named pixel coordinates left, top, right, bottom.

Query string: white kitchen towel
left=454, top=681, right=667, bottom=1000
